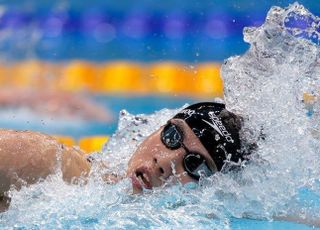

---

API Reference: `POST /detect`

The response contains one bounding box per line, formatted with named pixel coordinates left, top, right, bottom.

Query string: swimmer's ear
left=218, top=110, right=243, bottom=131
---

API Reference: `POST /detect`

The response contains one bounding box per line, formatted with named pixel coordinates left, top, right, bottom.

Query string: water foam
left=222, top=1, right=320, bottom=220
left=1, top=3, right=320, bottom=229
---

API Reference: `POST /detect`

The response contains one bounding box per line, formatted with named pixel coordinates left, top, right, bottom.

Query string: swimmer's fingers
left=101, top=173, right=123, bottom=184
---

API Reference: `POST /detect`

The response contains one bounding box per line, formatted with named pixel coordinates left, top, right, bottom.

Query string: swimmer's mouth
left=133, top=169, right=152, bottom=190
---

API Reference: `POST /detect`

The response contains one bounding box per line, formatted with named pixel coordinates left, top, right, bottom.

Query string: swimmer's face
left=127, top=118, right=217, bottom=193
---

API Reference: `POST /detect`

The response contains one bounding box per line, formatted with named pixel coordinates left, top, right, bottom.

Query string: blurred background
left=0, top=0, right=318, bottom=152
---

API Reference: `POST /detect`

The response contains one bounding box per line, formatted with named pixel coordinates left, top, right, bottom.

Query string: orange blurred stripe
left=79, top=136, right=109, bottom=153
left=98, top=62, right=146, bottom=94
left=53, top=135, right=76, bottom=147
left=193, top=63, right=223, bottom=97
left=58, top=61, right=98, bottom=92
left=148, top=62, right=194, bottom=95
left=8, top=60, right=48, bottom=88
left=0, top=60, right=224, bottom=97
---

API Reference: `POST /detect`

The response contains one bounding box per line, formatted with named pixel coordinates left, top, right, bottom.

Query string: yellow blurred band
left=0, top=60, right=224, bottom=97
left=79, top=136, right=109, bottom=153
left=53, top=135, right=76, bottom=147
left=54, top=135, right=109, bottom=154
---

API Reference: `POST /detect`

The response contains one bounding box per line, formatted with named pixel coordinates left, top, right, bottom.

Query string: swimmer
left=0, top=88, right=112, bottom=122
left=0, top=102, right=243, bottom=207
left=0, top=102, right=318, bottom=227
left=127, top=102, right=246, bottom=193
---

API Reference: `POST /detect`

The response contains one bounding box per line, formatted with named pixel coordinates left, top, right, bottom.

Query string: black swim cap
left=173, top=102, right=243, bottom=171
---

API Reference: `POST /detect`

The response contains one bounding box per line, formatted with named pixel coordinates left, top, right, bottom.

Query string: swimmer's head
left=172, top=102, right=243, bottom=171
left=127, top=102, right=244, bottom=193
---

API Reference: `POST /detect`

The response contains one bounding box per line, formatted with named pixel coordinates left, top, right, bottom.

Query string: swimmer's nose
left=153, top=157, right=165, bottom=175
left=152, top=156, right=172, bottom=181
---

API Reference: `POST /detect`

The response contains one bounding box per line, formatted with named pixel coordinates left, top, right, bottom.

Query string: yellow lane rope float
left=54, top=135, right=109, bottom=154
left=53, top=135, right=76, bottom=147
left=59, top=61, right=99, bottom=92
left=148, top=62, right=193, bottom=95
left=79, top=135, right=109, bottom=153
left=0, top=60, right=224, bottom=97
left=98, top=62, right=147, bottom=94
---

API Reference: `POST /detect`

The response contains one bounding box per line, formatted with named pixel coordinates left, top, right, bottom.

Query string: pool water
left=0, top=95, right=197, bottom=138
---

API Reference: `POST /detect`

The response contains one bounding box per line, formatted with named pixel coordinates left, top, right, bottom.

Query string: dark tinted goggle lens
left=161, top=123, right=214, bottom=180
left=161, top=123, right=183, bottom=149
left=183, top=153, right=213, bottom=180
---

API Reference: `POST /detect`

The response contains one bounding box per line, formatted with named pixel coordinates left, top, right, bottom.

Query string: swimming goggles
left=160, top=122, right=214, bottom=180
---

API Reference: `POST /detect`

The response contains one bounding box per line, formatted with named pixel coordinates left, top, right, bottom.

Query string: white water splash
left=222, top=2, right=320, bottom=220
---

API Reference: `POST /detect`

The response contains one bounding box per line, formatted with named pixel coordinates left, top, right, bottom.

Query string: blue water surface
left=0, top=95, right=197, bottom=138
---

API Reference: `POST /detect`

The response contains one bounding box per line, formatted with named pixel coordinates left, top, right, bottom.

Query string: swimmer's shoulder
left=0, top=129, right=61, bottom=167
left=0, top=128, right=91, bottom=183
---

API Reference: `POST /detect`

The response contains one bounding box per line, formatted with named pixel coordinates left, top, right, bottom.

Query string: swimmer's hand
left=87, top=156, right=124, bottom=184
left=102, top=173, right=124, bottom=184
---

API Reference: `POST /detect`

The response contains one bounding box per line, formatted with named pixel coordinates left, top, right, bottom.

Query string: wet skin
left=0, top=129, right=91, bottom=210
left=0, top=118, right=216, bottom=210
left=0, top=121, right=317, bottom=227
left=127, top=118, right=218, bottom=193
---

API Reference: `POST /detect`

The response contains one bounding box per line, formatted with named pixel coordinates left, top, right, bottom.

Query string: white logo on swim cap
left=202, top=112, right=234, bottom=143
left=181, top=109, right=195, bottom=117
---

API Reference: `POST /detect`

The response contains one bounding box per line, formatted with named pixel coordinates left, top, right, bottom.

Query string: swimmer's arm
left=273, top=214, right=320, bottom=228
left=243, top=211, right=320, bottom=228
left=0, top=130, right=91, bottom=195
